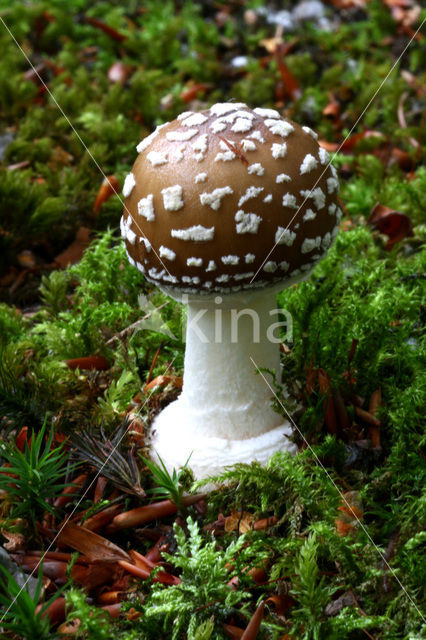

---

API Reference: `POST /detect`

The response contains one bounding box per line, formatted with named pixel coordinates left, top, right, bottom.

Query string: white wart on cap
left=121, top=103, right=341, bottom=293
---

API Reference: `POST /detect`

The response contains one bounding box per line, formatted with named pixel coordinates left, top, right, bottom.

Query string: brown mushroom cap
left=121, top=103, right=342, bottom=294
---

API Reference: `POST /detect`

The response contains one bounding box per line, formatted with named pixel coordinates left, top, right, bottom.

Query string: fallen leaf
left=82, top=503, right=123, bottom=532
left=94, top=476, right=108, bottom=503
left=241, top=600, right=265, bottom=639
left=354, top=406, right=381, bottom=428
left=319, top=130, right=384, bottom=154
left=318, top=139, right=339, bottom=152
left=65, top=355, right=110, bottom=371
left=36, top=597, right=67, bottom=625
left=332, top=390, right=351, bottom=433
left=18, top=550, right=90, bottom=565
left=180, top=83, right=213, bottom=103
left=93, top=175, right=120, bottom=214
left=1, top=529, right=26, bottom=551
left=16, top=250, right=37, bottom=269
left=265, top=593, right=295, bottom=616
left=368, top=202, right=414, bottom=250
left=246, top=566, right=268, bottom=584
left=253, top=515, right=278, bottom=530
left=224, top=509, right=255, bottom=534
left=335, top=491, right=363, bottom=536
left=144, top=375, right=183, bottom=393
left=57, top=618, right=81, bottom=636
left=120, top=553, right=181, bottom=585
left=58, top=522, right=130, bottom=562
left=47, top=146, right=74, bottom=169
left=97, top=590, right=126, bottom=605
left=15, top=426, right=29, bottom=452
left=85, top=17, right=127, bottom=42
left=54, top=473, right=87, bottom=508
left=54, top=226, right=92, bottom=268
left=125, top=607, right=141, bottom=621
left=20, top=558, right=112, bottom=589
left=107, top=494, right=206, bottom=532
left=260, top=38, right=297, bottom=56
left=101, top=603, right=123, bottom=618
left=275, top=47, right=301, bottom=101
left=323, top=93, right=340, bottom=121
left=145, top=536, right=170, bottom=563
left=369, top=388, right=382, bottom=416
left=223, top=624, right=244, bottom=639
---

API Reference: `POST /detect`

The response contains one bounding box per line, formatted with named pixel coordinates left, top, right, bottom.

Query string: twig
left=106, top=301, right=169, bottom=344
left=397, top=92, right=419, bottom=149
left=349, top=588, right=377, bottom=640
left=145, top=341, right=165, bottom=386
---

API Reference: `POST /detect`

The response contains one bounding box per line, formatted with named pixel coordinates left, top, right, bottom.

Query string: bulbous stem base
left=149, top=288, right=297, bottom=480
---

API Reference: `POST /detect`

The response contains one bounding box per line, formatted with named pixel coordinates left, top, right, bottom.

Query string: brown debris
left=54, top=226, right=92, bottom=268
left=93, top=175, right=120, bottom=214
left=65, top=355, right=110, bottom=371
left=57, top=522, right=130, bottom=562
left=368, top=202, right=414, bottom=250
left=335, top=491, right=363, bottom=536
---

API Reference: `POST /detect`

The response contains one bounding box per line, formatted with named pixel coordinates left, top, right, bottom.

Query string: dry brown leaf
left=65, top=355, right=110, bottom=371
left=144, top=375, right=183, bottom=393
left=265, top=593, right=295, bottom=616
left=335, top=491, right=363, bottom=536
left=223, top=624, right=245, bottom=639
left=180, top=83, right=213, bottom=103
left=224, top=509, right=255, bottom=534
left=368, top=202, right=414, bottom=250
left=54, top=226, right=91, bottom=268
left=93, top=175, right=120, bottom=214
left=47, top=146, right=73, bottom=170
left=85, top=17, right=126, bottom=42
left=108, top=494, right=206, bottom=532
left=323, top=93, right=340, bottom=120
left=1, top=529, right=26, bottom=551
left=58, top=522, right=130, bottom=562
left=241, top=600, right=265, bottom=639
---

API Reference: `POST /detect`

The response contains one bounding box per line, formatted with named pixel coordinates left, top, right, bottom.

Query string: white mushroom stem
left=150, top=287, right=297, bottom=479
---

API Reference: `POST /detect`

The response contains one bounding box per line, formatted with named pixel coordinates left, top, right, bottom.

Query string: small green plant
left=71, top=419, right=145, bottom=498
left=96, top=369, right=139, bottom=422
left=141, top=452, right=193, bottom=513
left=290, top=532, right=337, bottom=640
left=139, top=516, right=253, bottom=639
left=0, top=562, right=63, bottom=640
left=65, top=587, right=113, bottom=640
left=0, top=419, right=79, bottom=535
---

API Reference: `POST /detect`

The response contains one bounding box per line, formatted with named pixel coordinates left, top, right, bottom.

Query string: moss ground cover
left=0, top=1, right=425, bottom=638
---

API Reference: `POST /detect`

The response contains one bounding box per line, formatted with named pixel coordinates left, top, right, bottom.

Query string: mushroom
left=121, top=103, right=341, bottom=479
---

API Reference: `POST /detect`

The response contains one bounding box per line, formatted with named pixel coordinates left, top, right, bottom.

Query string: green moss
left=0, top=0, right=425, bottom=637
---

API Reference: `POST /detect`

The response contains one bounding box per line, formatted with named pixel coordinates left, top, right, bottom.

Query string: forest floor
left=0, top=1, right=425, bottom=638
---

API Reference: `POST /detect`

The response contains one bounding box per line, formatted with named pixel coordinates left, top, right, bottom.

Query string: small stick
left=106, top=301, right=169, bottom=345
left=218, top=136, right=248, bottom=165
left=145, top=341, right=165, bottom=387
